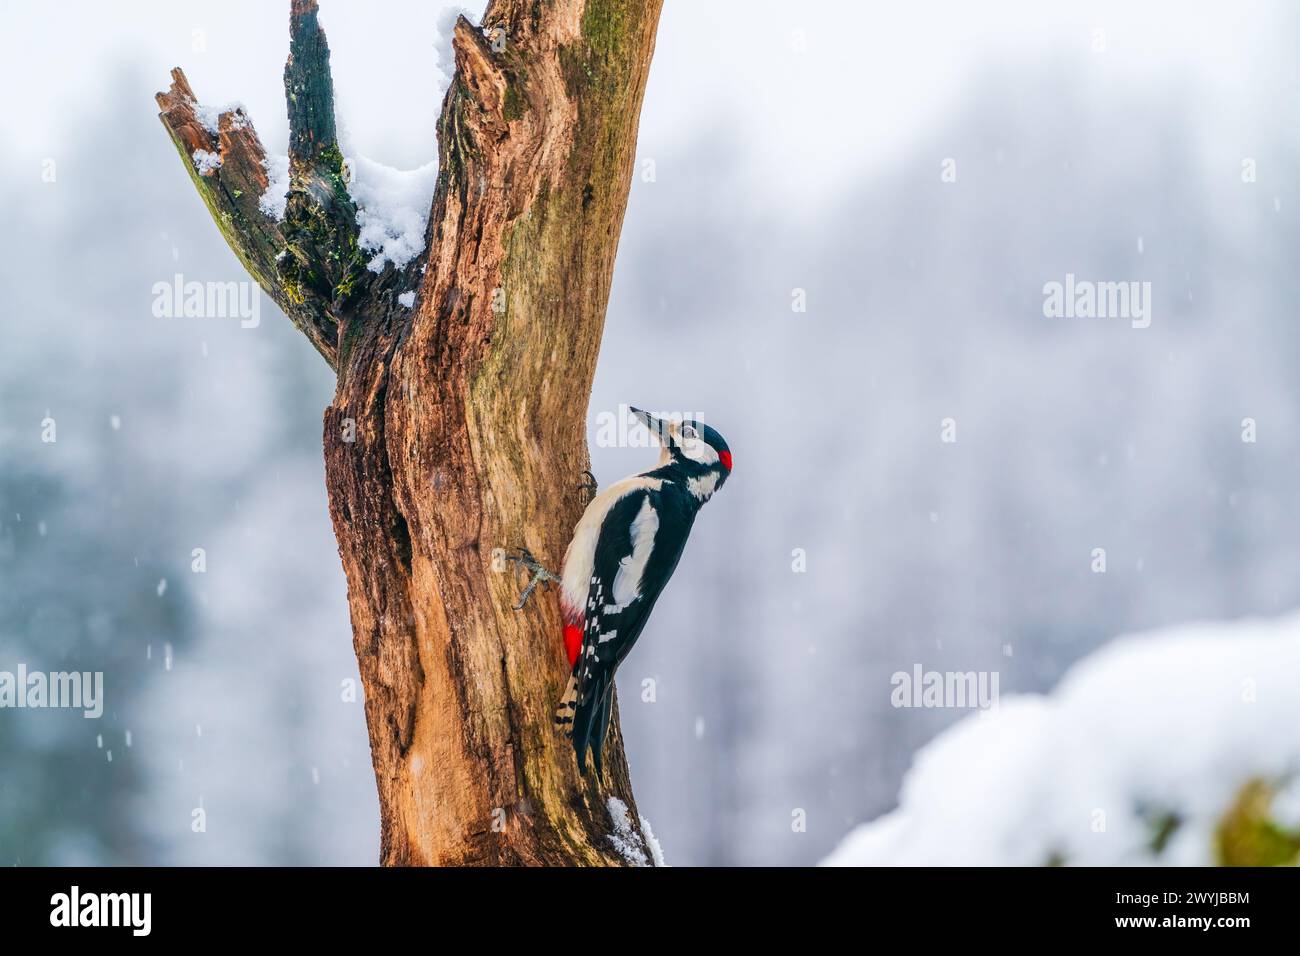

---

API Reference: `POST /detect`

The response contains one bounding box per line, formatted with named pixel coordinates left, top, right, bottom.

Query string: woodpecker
left=509, top=407, right=732, bottom=775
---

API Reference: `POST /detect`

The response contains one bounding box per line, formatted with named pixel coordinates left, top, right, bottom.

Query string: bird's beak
left=629, top=406, right=672, bottom=445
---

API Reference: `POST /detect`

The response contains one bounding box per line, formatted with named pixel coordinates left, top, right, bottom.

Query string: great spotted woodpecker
left=509, top=407, right=732, bottom=774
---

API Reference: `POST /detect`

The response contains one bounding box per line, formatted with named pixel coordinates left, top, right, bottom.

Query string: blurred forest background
left=2, top=0, right=1300, bottom=865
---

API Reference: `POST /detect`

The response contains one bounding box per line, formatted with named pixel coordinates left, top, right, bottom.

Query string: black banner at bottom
left=0, top=865, right=1288, bottom=941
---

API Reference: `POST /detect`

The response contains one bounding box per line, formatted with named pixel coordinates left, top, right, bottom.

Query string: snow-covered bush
left=824, top=614, right=1300, bottom=866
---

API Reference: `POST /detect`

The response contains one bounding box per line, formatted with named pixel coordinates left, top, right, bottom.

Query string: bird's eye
left=679, top=424, right=699, bottom=441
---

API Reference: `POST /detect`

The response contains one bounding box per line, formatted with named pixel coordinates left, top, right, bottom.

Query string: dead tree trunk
left=157, top=0, right=664, bottom=865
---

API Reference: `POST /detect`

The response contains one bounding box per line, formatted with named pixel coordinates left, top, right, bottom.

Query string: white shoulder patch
left=560, top=475, right=662, bottom=618
left=612, top=496, right=659, bottom=607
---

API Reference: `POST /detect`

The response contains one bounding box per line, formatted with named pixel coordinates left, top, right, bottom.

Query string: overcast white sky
left=1, top=0, right=1290, bottom=211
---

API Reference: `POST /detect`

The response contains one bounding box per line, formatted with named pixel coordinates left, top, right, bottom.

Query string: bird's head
left=631, top=407, right=732, bottom=497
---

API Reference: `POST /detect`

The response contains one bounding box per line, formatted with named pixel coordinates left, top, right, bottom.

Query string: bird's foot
left=506, top=547, right=560, bottom=610
left=578, top=470, right=598, bottom=503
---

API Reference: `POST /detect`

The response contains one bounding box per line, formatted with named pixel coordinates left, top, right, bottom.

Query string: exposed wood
left=158, top=0, right=664, bottom=865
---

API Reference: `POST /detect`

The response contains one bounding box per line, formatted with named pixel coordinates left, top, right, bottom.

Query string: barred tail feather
left=554, top=674, right=578, bottom=737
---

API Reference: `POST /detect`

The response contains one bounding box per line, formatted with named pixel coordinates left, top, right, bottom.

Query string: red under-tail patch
left=564, top=622, right=583, bottom=668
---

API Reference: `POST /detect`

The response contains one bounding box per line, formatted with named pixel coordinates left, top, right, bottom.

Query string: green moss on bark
left=582, top=0, right=626, bottom=61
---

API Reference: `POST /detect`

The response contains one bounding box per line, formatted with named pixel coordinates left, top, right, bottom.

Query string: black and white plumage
left=553, top=408, right=732, bottom=774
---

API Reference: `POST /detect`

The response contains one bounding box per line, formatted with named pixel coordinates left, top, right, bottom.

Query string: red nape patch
left=718, top=450, right=733, bottom=472
left=564, top=623, right=584, bottom=668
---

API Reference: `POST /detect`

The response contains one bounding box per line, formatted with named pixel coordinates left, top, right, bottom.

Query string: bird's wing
left=564, top=485, right=693, bottom=773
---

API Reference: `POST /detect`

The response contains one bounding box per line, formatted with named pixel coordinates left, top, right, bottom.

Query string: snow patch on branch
left=258, top=154, right=291, bottom=221
left=607, top=797, right=651, bottom=866
left=639, top=812, right=667, bottom=867
left=347, top=155, right=439, bottom=272
left=191, top=149, right=222, bottom=176
left=194, top=100, right=248, bottom=136
left=823, top=613, right=1300, bottom=867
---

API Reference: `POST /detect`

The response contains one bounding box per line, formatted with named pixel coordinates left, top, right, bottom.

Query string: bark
left=157, top=0, right=664, bottom=865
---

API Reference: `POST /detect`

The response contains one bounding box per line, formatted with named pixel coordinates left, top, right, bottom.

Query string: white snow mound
left=347, top=155, right=439, bottom=273
left=823, top=613, right=1300, bottom=866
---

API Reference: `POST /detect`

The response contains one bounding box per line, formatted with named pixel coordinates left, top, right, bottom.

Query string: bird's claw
left=578, top=470, right=598, bottom=502
left=505, top=547, right=559, bottom=611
